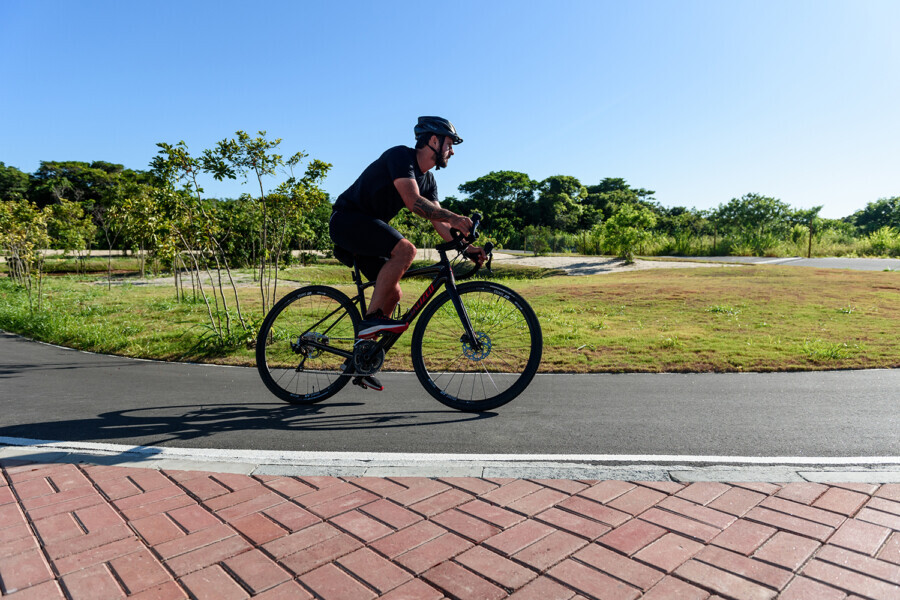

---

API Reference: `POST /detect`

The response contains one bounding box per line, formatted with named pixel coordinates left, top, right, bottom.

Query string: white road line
left=2, top=437, right=898, bottom=466
left=755, top=257, right=804, bottom=265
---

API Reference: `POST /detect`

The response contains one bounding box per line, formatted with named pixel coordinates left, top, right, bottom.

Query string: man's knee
left=392, top=239, right=417, bottom=264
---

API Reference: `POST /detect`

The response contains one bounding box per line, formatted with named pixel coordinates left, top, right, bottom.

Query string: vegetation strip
left=1, top=261, right=897, bottom=373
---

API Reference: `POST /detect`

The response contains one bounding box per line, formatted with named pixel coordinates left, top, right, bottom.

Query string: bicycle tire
left=256, top=285, right=360, bottom=404
left=411, top=281, right=542, bottom=411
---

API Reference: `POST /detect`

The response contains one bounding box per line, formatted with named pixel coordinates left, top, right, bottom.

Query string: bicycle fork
left=447, top=284, right=482, bottom=352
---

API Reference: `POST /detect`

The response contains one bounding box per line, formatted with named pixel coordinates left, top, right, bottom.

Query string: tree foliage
left=711, top=193, right=794, bottom=255
left=0, top=162, right=30, bottom=201
left=0, top=199, right=51, bottom=308
left=4, top=148, right=898, bottom=272
left=600, top=203, right=657, bottom=261
left=850, top=197, right=900, bottom=235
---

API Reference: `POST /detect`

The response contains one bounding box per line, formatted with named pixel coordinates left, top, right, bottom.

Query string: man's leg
left=368, top=239, right=416, bottom=317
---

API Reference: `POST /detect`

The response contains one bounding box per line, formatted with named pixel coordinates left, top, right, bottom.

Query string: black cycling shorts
left=329, top=210, right=405, bottom=281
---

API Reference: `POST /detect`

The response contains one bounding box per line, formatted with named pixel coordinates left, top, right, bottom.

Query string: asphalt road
left=2, top=332, right=898, bottom=459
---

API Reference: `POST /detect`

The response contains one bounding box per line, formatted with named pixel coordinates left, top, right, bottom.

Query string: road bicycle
left=256, top=215, right=542, bottom=412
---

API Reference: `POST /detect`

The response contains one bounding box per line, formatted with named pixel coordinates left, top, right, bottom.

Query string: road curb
left=3, top=440, right=900, bottom=483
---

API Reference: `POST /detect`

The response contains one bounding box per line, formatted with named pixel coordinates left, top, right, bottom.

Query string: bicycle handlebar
left=438, top=212, right=482, bottom=252
left=435, top=213, right=494, bottom=281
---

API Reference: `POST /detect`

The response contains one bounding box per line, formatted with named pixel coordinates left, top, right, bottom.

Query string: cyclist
left=330, top=116, right=486, bottom=346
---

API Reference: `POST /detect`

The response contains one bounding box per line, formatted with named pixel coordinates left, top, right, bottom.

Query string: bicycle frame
left=348, top=247, right=481, bottom=359
left=293, top=246, right=483, bottom=368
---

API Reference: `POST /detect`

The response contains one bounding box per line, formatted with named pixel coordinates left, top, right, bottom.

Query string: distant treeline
left=2, top=158, right=899, bottom=262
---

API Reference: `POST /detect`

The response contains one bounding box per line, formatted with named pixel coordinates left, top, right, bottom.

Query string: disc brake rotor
left=461, top=331, right=492, bottom=361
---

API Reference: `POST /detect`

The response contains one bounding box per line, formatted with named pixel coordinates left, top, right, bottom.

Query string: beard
left=434, top=149, right=450, bottom=170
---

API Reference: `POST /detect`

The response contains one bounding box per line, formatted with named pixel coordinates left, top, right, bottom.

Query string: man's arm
left=394, top=178, right=486, bottom=265
left=394, top=178, right=471, bottom=235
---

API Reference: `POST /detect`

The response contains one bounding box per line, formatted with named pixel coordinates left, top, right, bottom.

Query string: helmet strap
left=429, top=135, right=446, bottom=170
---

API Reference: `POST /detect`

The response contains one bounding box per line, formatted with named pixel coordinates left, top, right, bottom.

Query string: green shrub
left=866, top=227, right=900, bottom=257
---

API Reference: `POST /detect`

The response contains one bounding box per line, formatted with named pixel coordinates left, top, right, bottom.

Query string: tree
left=0, top=162, right=30, bottom=201
left=537, top=175, right=586, bottom=233
left=791, top=206, right=823, bottom=258
left=29, top=160, right=117, bottom=208
left=585, top=178, right=656, bottom=221
left=601, top=204, right=657, bottom=262
left=0, top=199, right=51, bottom=309
left=201, top=130, right=331, bottom=311
left=456, top=171, right=537, bottom=245
left=713, top=193, right=793, bottom=255
left=263, top=157, right=332, bottom=295
left=657, top=208, right=709, bottom=255
left=106, top=181, right=162, bottom=277
left=151, top=140, right=250, bottom=345
left=849, top=197, right=900, bottom=235
left=27, top=160, right=151, bottom=250
left=867, top=226, right=900, bottom=256
left=46, top=198, right=96, bottom=273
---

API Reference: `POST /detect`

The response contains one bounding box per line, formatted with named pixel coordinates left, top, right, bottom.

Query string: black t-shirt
left=334, top=145, right=438, bottom=222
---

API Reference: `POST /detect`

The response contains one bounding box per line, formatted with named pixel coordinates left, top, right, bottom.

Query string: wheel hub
left=293, top=332, right=328, bottom=359
left=461, top=331, right=492, bottom=361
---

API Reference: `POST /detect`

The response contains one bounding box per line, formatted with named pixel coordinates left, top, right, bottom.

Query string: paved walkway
left=1, top=459, right=899, bottom=599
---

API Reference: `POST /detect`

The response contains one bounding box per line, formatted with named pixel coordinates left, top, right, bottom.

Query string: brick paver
left=710, top=517, right=776, bottom=555
left=827, top=518, right=892, bottom=556
left=300, top=562, right=378, bottom=599
left=3, top=459, right=900, bottom=598
left=512, top=529, right=588, bottom=571
left=634, top=532, right=704, bottom=573
left=394, top=531, right=472, bottom=574
left=336, top=547, right=413, bottom=594
left=575, top=542, right=665, bottom=591
left=423, top=560, right=507, bottom=600
left=598, top=516, right=667, bottom=555
left=753, top=531, right=822, bottom=571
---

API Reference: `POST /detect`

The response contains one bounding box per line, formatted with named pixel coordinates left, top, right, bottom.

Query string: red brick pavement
left=1, top=460, right=899, bottom=599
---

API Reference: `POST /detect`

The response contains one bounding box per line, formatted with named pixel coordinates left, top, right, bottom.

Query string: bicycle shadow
left=0, top=401, right=498, bottom=448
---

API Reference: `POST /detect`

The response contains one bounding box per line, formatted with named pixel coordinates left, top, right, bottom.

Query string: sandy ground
left=486, top=252, right=728, bottom=276
left=415, top=248, right=729, bottom=276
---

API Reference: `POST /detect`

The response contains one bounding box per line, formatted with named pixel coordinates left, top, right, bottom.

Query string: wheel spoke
left=257, top=288, right=358, bottom=404
left=413, top=283, right=541, bottom=409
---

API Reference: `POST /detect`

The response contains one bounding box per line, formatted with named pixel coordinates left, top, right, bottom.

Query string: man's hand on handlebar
left=464, top=245, right=487, bottom=266
left=448, top=215, right=473, bottom=237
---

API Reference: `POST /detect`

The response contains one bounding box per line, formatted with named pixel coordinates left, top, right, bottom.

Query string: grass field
left=1, top=259, right=898, bottom=373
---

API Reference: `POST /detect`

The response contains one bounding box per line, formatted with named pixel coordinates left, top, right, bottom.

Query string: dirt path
left=91, top=252, right=726, bottom=286
left=487, top=252, right=729, bottom=276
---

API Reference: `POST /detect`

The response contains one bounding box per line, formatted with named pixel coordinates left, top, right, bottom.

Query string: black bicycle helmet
left=414, top=116, right=463, bottom=144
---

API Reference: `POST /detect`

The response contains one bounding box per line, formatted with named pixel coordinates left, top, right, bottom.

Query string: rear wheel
left=411, top=281, right=542, bottom=411
left=256, top=286, right=360, bottom=404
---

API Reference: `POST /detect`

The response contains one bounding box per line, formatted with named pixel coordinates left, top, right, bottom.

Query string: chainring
left=352, top=340, right=385, bottom=376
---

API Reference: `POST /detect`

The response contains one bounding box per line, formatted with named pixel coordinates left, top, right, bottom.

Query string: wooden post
left=807, top=220, right=813, bottom=259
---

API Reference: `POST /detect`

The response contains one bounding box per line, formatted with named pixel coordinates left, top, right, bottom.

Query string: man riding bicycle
left=329, top=116, right=486, bottom=351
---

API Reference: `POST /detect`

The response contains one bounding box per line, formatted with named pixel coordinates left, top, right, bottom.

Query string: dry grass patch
left=517, top=266, right=899, bottom=372
left=1, top=265, right=898, bottom=373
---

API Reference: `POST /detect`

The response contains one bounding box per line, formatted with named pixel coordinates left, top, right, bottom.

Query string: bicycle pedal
left=353, top=376, right=384, bottom=391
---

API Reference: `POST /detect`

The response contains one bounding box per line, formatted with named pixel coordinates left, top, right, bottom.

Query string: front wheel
left=256, top=286, right=360, bottom=404
left=411, top=281, right=542, bottom=411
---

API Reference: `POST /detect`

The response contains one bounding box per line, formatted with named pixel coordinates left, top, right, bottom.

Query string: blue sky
left=2, top=0, right=897, bottom=219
